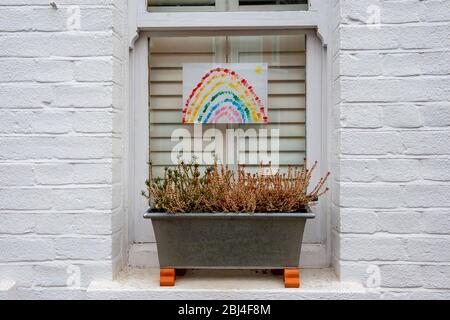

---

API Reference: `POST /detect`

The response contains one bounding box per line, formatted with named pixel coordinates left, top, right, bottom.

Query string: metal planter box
left=144, top=209, right=314, bottom=269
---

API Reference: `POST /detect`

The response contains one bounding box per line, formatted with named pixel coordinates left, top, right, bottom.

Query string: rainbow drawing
left=182, top=64, right=268, bottom=124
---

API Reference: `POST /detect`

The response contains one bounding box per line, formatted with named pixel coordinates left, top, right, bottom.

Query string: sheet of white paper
left=182, top=63, right=268, bottom=124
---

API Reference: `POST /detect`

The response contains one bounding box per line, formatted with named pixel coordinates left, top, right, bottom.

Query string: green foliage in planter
left=142, top=159, right=330, bottom=214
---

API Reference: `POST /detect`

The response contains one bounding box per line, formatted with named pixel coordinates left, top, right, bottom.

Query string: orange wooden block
left=160, top=268, right=176, bottom=287
left=284, top=269, right=300, bottom=288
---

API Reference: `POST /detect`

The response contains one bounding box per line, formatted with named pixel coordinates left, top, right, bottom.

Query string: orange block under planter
left=160, top=269, right=176, bottom=286
left=284, top=269, right=301, bottom=288
left=159, top=268, right=302, bottom=288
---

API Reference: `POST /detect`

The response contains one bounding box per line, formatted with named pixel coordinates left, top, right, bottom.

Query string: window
left=148, top=0, right=308, bottom=12
left=130, top=0, right=329, bottom=266
left=149, top=34, right=306, bottom=176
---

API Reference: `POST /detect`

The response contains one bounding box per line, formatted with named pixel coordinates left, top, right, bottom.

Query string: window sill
left=87, top=268, right=374, bottom=300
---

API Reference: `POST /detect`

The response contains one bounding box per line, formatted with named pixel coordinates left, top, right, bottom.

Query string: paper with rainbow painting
left=182, top=63, right=268, bottom=124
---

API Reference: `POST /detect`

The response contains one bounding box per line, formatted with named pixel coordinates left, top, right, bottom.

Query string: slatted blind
left=240, top=0, right=307, bottom=3
left=149, top=37, right=224, bottom=177
left=230, top=35, right=306, bottom=172
left=149, top=35, right=306, bottom=177
left=149, top=0, right=217, bottom=12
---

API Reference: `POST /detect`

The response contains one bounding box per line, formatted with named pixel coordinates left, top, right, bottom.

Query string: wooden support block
left=160, top=268, right=176, bottom=287
left=284, top=269, right=300, bottom=288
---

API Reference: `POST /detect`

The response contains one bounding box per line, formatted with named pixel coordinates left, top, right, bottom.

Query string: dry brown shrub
left=143, top=159, right=330, bottom=214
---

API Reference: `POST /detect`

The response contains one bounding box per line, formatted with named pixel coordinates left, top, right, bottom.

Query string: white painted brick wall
left=0, top=0, right=128, bottom=298
left=1, top=0, right=449, bottom=299
left=332, top=0, right=450, bottom=297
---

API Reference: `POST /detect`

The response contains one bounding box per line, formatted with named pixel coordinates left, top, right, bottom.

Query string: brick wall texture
left=0, top=0, right=449, bottom=299
left=0, top=0, right=127, bottom=299
left=331, top=0, right=450, bottom=299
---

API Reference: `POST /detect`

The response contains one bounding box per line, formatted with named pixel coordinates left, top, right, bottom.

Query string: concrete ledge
left=17, top=288, right=87, bottom=300
left=0, top=281, right=16, bottom=300
left=87, top=268, right=378, bottom=300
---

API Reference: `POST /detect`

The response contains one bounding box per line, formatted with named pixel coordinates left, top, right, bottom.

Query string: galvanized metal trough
left=144, top=208, right=314, bottom=288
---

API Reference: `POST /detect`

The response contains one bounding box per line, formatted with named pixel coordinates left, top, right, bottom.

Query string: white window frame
left=128, top=0, right=331, bottom=268
left=129, top=0, right=329, bottom=47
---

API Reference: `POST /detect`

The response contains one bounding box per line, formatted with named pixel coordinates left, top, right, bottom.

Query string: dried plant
left=142, top=159, right=330, bottom=214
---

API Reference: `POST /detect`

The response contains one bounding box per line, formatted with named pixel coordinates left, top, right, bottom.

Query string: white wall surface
left=0, top=0, right=449, bottom=299
left=0, top=0, right=129, bottom=298
left=331, top=0, right=450, bottom=298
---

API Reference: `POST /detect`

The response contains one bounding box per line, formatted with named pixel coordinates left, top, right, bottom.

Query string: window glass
left=149, top=34, right=306, bottom=176
left=239, top=0, right=308, bottom=8
left=148, top=0, right=308, bottom=12
left=148, top=0, right=217, bottom=12
left=240, top=0, right=306, bottom=3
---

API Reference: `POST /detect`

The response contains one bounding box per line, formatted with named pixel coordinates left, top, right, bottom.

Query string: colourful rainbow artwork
left=182, top=64, right=268, bottom=124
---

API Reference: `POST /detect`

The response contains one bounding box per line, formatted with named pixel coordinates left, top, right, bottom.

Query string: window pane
left=149, top=36, right=226, bottom=177
left=148, top=0, right=308, bottom=11
left=149, top=35, right=306, bottom=176
left=148, top=0, right=217, bottom=11
left=228, top=34, right=306, bottom=173
left=150, top=0, right=215, bottom=4
left=239, top=0, right=307, bottom=5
